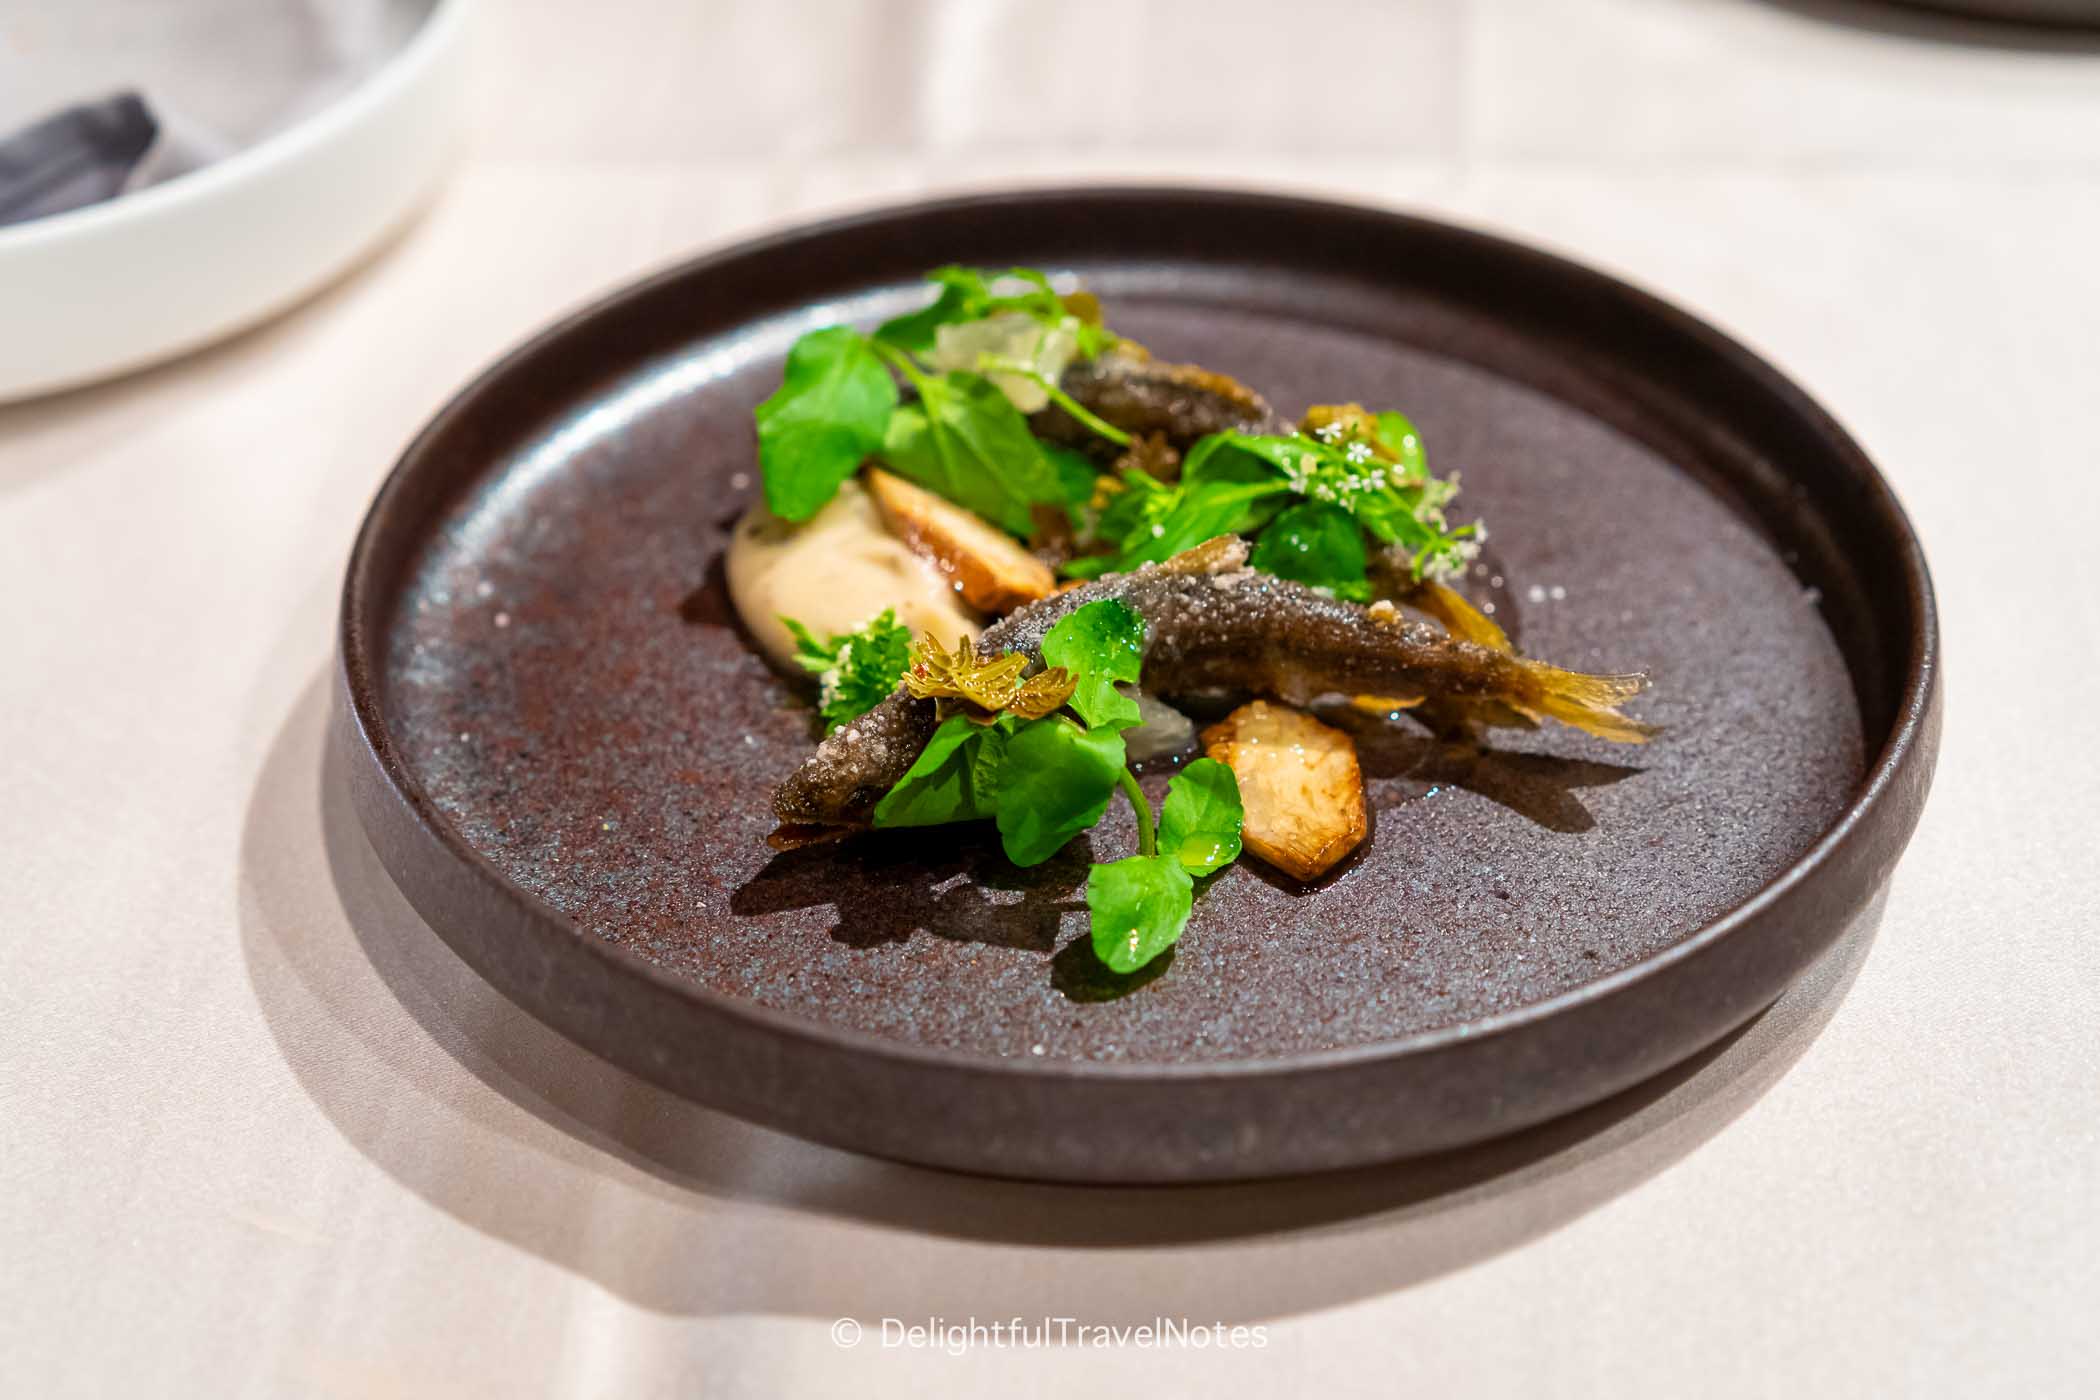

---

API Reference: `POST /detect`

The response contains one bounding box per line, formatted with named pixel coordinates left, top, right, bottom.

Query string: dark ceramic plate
left=336, top=188, right=1939, bottom=1182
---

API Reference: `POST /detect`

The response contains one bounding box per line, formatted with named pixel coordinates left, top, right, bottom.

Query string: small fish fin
left=1155, top=535, right=1251, bottom=576
left=1350, top=692, right=1426, bottom=716
left=1518, top=663, right=1658, bottom=743
left=1409, top=580, right=1513, bottom=653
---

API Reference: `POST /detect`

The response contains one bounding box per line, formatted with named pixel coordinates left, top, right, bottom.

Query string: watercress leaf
left=878, top=371, right=1060, bottom=537
left=1179, top=435, right=1281, bottom=489
left=871, top=713, right=1019, bottom=829
left=876, top=265, right=1102, bottom=357
left=1071, top=319, right=1119, bottom=360
left=1248, top=501, right=1372, bottom=600
left=873, top=266, right=990, bottom=352
left=1205, top=427, right=1477, bottom=582
left=995, top=718, right=1126, bottom=867
left=1089, top=468, right=1169, bottom=545
left=1045, top=443, right=1102, bottom=509
left=1373, top=410, right=1426, bottom=474
left=1156, top=757, right=1244, bottom=877
left=1132, top=479, right=1291, bottom=565
left=1087, top=853, right=1194, bottom=973
left=1039, top=599, right=1146, bottom=731
left=980, top=267, right=1069, bottom=323
left=755, top=327, right=897, bottom=521
left=1061, top=460, right=1291, bottom=577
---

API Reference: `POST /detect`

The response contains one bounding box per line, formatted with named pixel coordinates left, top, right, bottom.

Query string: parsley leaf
left=1156, top=758, right=1244, bottom=877
left=1039, top=599, right=1146, bottom=731
left=878, top=369, right=1063, bottom=537
left=871, top=713, right=1021, bottom=829
left=1087, top=853, right=1195, bottom=973
left=1247, top=500, right=1372, bottom=600
left=755, top=327, right=897, bottom=522
left=995, top=718, right=1127, bottom=866
left=781, top=609, right=911, bottom=733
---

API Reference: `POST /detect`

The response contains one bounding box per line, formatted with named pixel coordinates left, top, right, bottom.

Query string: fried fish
left=1029, top=350, right=1288, bottom=464
left=771, top=537, right=1652, bottom=840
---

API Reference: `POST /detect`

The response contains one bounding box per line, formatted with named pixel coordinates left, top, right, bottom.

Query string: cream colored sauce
left=726, top=477, right=980, bottom=672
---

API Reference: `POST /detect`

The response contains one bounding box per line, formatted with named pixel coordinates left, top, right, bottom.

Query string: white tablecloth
left=5, top=1, right=2097, bottom=1394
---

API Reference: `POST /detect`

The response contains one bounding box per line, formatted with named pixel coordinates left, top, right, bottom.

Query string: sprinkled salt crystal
left=1526, top=584, right=1547, bottom=603
left=494, top=611, right=511, bottom=628
left=1549, top=585, right=1567, bottom=601
left=730, top=472, right=751, bottom=490
left=1030, top=1043, right=1046, bottom=1056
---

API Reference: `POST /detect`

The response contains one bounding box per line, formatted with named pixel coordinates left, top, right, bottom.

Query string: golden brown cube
left=1201, top=700, right=1369, bottom=881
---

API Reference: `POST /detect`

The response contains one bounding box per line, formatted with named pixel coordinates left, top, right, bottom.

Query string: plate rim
left=336, top=185, right=1940, bottom=1090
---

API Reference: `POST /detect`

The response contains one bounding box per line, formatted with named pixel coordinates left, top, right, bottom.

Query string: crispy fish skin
left=772, top=538, right=1651, bottom=833
left=769, top=682, right=940, bottom=843
left=1029, top=352, right=1288, bottom=460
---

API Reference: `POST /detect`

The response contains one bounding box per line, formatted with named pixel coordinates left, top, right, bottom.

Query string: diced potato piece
left=1201, top=701, right=1368, bottom=881
left=864, top=466, right=1056, bottom=614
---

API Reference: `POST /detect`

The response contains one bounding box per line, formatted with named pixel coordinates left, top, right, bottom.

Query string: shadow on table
left=240, top=673, right=1883, bottom=1324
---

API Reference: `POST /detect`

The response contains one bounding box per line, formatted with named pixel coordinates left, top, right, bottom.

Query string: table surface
left=6, top=1, right=2097, bottom=1395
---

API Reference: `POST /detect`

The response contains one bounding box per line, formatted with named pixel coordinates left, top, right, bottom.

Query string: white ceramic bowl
left=0, top=0, right=472, bottom=402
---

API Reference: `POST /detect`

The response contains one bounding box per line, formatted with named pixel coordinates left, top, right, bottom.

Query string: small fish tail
left=1512, top=662, right=1657, bottom=743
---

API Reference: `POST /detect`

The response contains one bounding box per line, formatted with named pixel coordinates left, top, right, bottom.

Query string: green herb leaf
left=1247, top=501, right=1372, bottom=600
left=1063, top=457, right=1292, bottom=578
left=1197, top=425, right=1476, bottom=581
left=1373, top=410, right=1426, bottom=473
left=871, top=713, right=1020, bottom=829
left=1045, top=443, right=1103, bottom=508
left=781, top=609, right=912, bottom=733
left=878, top=370, right=1062, bottom=537
left=994, top=718, right=1126, bottom=866
left=1087, top=853, right=1195, bottom=972
left=1156, top=758, right=1244, bottom=877
left=755, top=327, right=897, bottom=521
left=874, top=265, right=1111, bottom=359
left=872, top=269, right=982, bottom=353
left=1039, top=599, right=1146, bottom=731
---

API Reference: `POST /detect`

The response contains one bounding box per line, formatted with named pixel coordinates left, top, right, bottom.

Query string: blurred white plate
left=0, top=0, right=471, bottom=402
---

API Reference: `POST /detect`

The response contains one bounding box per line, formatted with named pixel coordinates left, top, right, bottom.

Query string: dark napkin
left=0, top=92, right=159, bottom=229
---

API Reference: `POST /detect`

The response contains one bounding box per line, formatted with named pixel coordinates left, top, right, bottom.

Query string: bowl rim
left=0, top=0, right=467, bottom=256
